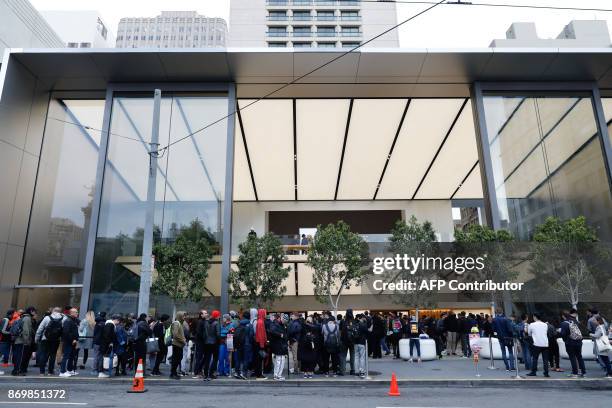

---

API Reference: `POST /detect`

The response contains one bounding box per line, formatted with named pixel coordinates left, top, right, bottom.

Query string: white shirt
left=528, top=320, right=549, bottom=348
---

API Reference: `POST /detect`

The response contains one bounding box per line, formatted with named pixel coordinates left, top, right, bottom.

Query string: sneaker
left=408, top=358, right=413, bottom=363
left=543, top=373, right=550, bottom=377
left=79, top=365, right=85, bottom=370
left=59, top=372, right=70, bottom=377
left=567, top=374, right=579, bottom=378
left=69, top=371, right=78, bottom=376
left=278, top=376, right=285, bottom=381
left=98, top=372, right=109, bottom=378
left=303, top=374, right=308, bottom=379
left=417, top=358, right=421, bottom=364
left=359, top=372, right=366, bottom=378
left=192, top=374, right=203, bottom=379
left=308, top=374, right=313, bottom=379
left=526, top=373, right=536, bottom=377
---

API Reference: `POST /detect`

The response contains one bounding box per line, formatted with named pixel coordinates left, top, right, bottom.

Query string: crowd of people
left=0, top=305, right=610, bottom=380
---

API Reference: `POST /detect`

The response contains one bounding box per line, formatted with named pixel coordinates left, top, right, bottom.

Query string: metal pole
left=487, top=334, right=496, bottom=370
left=511, top=337, right=522, bottom=379
left=365, top=338, right=370, bottom=379
left=138, top=89, right=162, bottom=316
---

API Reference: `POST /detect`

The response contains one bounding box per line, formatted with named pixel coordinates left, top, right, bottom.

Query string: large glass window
left=89, top=93, right=228, bottom=314
left=482, top=93, right=612, bottom=240
left=21, top=99, right=105, bottom=286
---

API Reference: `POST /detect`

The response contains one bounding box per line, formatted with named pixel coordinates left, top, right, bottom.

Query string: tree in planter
left=307, top=221, right=368, bottom=316
left=387, top=216, right=440, bottom=318
left=228, top=232, right=290, bottom=309
left=152, top=228, right=213, bottom=305
left=532, top=216, right=610, bottom=309
left=454, top=224, right=516, bottom=314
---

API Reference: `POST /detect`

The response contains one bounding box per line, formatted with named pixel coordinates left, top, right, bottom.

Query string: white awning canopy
left=234, top=98, right=483, bottom=201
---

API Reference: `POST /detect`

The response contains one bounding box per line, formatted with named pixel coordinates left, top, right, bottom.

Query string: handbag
left=146, top=337, right=160, bottom=354
left=596, top=334, right=612, bottom=353
left=103, top=354, right=118, bottom=370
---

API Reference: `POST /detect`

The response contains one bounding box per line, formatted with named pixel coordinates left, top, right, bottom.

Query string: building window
left=293, top=26, right=312, bottom=37
left=67, top=42, right=79, bottom=48
left=316, top=11, right=335, bottom=21
left=317, top=26, right=336, bottom=37
left=293, top=42, right=312, bottom=48
left=268, top=26, right=288, bottom=37
left=268, top=11, right=288, bottom=21
left=268, top=42, right=287, bottom=47
left=317, top=42, right=336, bottom=48
left=293, top=11, right=311, bottom=21
left=340, top=11, right=360, bottom=21
left=341, top=26, right=361, bottom=36
left=80, top=42, right=92, bottom=48
left=341, top=41, right=360, bottom=47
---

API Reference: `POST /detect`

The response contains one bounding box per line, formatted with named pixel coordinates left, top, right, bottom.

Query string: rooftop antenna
left=448, top=0, right=473, bottom=4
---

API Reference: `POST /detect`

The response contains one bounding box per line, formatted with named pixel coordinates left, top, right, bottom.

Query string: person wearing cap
left=169, top=311, right=187, bottom=380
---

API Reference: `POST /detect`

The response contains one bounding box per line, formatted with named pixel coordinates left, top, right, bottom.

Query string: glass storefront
left=89, top=92, right=228, bottom=314
left=21, top=99, right=105, bottom=286
left=481, top=93, right=612, bottom=241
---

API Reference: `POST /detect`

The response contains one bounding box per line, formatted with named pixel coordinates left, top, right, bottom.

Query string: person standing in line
left=287, top=312, right=302, bottom=375
left=202, top=310, right=220, bottom=381
left=444, top=312, right=459, bottom=356
left=547, top=317, right=563, bottom=372
left=96, top=314, right=117, bottom=378
left=517, top=314, right=532, bottom=371
left=559, top=310, right=586, bottom=378
left=59, top=308, right=79, bottom=377
left=35, top=307, right=64, bottom=376
left=339, top=309, right=356, bottom=376
left=491, top=309, right=516, bottom=371
left=76, top=311, right=95, bottom=370
left=298, top=316, right=318, bottom=379
left=234, top=311, right=253, bottom=380
left=253, top=309, right=268, bottom=379
left=269, top=313, right=288, bottom=381
left=405, top=315, right=423, bottom=363
left=590, top=316, right=612, bottom=378
left=12, top=307, right=36, bottom=376
left=218, top=314, right=234, bottom=377
left=169, top=311, right=186, bottom=380
left=151, top=314, right=169, bottom=376
left=192, top=310, right=208, bottom=378
left=526, top=313, right=549, bottom=377
left=0, top=309, right=14, bottom=367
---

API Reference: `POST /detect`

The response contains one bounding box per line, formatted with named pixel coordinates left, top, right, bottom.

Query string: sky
left=29, top=0, right=612, bottom=48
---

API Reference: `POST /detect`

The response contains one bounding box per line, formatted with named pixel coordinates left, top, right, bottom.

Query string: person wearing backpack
left=0, top=309, right=15, bottom=368
left=560, top=310, right=586, bottom=378
left=169, top=311, right=187, bottom=380
left=339, top=309, right=356, bottom=376
left=151, top=314, right=169, bottom=376
left=12, top=307, right=36, bottom=376
left=390, top=313, right=403, bottom=359
left=35, top=307, right=64, bottom=376
left=321, top=315, right=341, bottom=377
left=234, top=310, right=253, bottom=380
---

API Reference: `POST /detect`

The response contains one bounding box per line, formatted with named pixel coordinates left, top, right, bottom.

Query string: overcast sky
left=30, top=0, right=612, bottom=47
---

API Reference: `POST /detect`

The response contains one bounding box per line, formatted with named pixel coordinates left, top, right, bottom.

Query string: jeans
left=520, top=339, right=532, bottom=370
left=339, top=344, right=354, bottom=375
left=170, top=345, right=183, bottom=376
left=237, top=346, right=251, bottom=375
left=530, top=345, right=549, bottom=375
left=202, top=344, right=216, bottom=378
left=60, top=343, right=74, bottom=374
left=38, top=340, right=60, bottom=374
left=11, top=344, right=24, bottom=374
left=355, top=344, right=366, bottom=374
left=0, top=342, right=10, bottom=364
left=566, top=343, right=586, bottom=375
left=382, top=337, right=391, bottom=354
left=321, top=349, right=339, bottom=374
left=91, top=345, right=100, bottom=372
left=218, top=343, right=230, bottom=376
left=548, top=339, right=560, bottom=368
left=499, top=338, right=515, bottom=370
left=446, top=332, right=458, bottom=354
left=461, top=334, right=471, bottom=357
left=600, top=355, right=612, bottom=376
left=273, top=354, right=286, bottom=378
left=153, top=345, right=166, bottom=374
left=409, top=338, right=421, bottom=358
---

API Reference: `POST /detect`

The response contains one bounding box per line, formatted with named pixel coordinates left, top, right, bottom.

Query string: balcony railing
left=316, top=15, right=336, bottom=21
left=292, top=31, right=314, bottom=37
left=293, top=15, right=313, bottom=21
left=267, top=31, right=290, bottom=37
left=267, top=0, right=289, bottom=5
left=316, top=31, right=337, bottom=37
left=340, top=15, right=361, bottom=21
left=266, top=0, right=361, bottom=5
left=267, top=15, right=289, bottom=21
left=340, top=31, right=362, bottom=37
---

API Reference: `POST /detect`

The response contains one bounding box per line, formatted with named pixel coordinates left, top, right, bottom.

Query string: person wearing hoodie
left=59, top=308, right=79, bottom=377
left=97, top=314, right=119, bottom=378
left=321, top=315, right=341, bottom=377
left=234, top=311, right=253, bottom=379
left=218, top=314, right=234, bottom=377
left=192, top=310, right=208, bottom=378
left=253, top=309, right=268, bottom=379
left=35, top=307, right=64, bottom=376
left=298, top=316, right=319, bottom=379
left=339, top=309, right=356, bottom=376
left=202, top=310, right=220, bottom=381
left=269, top=313, right=288, bottom=381
left=170, top=311, right=187, bottom=380
left=12, top=307, right=36, bottom=376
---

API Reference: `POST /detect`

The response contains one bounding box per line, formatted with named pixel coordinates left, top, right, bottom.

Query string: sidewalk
left=0, top=355, right=611, bottom=389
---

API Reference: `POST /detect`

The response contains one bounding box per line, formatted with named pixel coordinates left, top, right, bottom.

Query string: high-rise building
left=491, top=20, right=611, bottom=48
left=116, top=11, right=228, bottom=48
left=41, top=10, right=115, bottom=49
left=229, top=0, right=399, bottom=48
left=0, top=0, right=63, bottom=63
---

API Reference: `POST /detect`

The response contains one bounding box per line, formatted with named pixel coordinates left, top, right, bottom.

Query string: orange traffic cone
left=388, top=372, right=400, bottom=396
left=127, top=359, right=147, bottom=393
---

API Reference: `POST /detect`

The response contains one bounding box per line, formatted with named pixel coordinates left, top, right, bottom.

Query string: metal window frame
left=471, top=81, right=612, bottom=230
left=79, top=82, right=235, bottom=318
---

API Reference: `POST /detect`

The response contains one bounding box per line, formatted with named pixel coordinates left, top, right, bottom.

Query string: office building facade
left=1, top=23, right=612, bottom=317
left=40, top=10, right=115, bottom=49
left=229, top=0, right=399, bottom=48
left=116, top=11, right=228, bottom=48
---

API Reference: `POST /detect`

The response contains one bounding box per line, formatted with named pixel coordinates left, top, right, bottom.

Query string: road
left=0, top=381, right=610, bottom=408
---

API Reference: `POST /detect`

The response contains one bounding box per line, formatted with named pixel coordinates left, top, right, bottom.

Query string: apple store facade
left=1, top=48, right=612, bottom=316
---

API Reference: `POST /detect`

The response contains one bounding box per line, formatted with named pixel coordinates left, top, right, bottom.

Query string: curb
left=0, top=376, right=611, bottom=390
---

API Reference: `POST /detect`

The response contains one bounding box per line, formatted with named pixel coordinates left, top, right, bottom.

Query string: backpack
left=392, top=319, right=402, bottom=334
left=44, top=316, right=63, bottom=342
left=10, top=318, right=23, bottom=340
left=127, top=323, right=138, bottom=343
left=234, top=324, right=248, bottom=349
left=164, top=324, right=173, bottom=347
left=568, top=320, right=583, bottom=341
left=324, top=324, right=340, bottom=352
left=347, top=321, right=361, bottom=344
left=304, top=331, right=316, bottom=351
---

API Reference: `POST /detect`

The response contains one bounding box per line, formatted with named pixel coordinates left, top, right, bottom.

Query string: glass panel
left=21, top=99, right=104, bottom=285
left=89, top=93, right=228, bottom=315
left=482, top=94, right=612, bottom=240
left=15, top=287, right=82, bottom=313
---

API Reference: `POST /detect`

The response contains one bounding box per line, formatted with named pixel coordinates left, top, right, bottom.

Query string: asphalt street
left=0, top=381, right=611, bottom=408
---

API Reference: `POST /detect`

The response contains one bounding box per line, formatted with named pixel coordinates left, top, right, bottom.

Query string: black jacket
left=100, top=322, right=117, bottom=354
left=269, top=320, right=288, bottom=355
left=62, top=316, right=79, bottom=344
left=136, top=319, right=151, bottom=343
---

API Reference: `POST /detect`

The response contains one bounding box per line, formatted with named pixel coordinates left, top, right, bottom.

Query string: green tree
left=532, top=216, right=609, bottom=309
left=152, top=226, right=213, bottom=304
left=228, top=232, right=290, bottom=308
left=454, top=224, right=515, bottom=313
left=388, top=216, right=440, bottom=315
left=307, top=221, right=368, bottom=315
